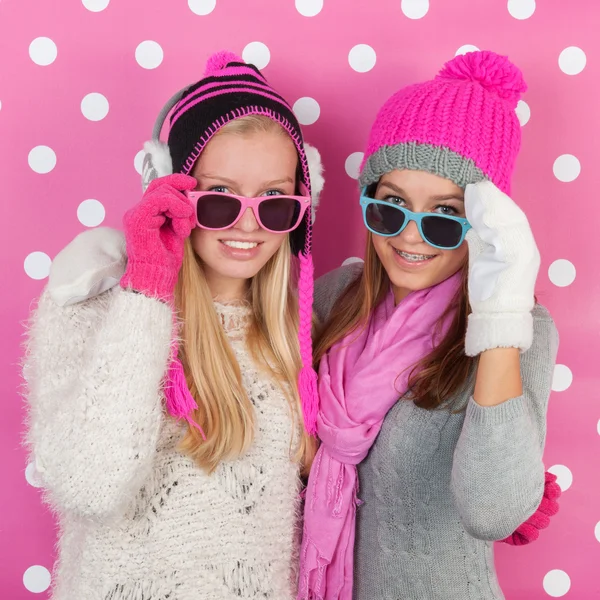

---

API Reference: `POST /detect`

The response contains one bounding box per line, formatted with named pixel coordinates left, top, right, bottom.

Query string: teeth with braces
left=395, top=249, right=435, bottom=262
left=222, top=240, right=259, bottom=249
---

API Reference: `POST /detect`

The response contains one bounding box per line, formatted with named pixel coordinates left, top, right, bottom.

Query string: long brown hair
left=174, top=115, right=316, bottom=473
left=314, top=232, right=475, bottom=410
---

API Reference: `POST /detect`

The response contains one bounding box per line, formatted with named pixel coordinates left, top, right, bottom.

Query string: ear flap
left=303, top=143, right=324, bottom=222
left=141, top=140, right=174, bottom=192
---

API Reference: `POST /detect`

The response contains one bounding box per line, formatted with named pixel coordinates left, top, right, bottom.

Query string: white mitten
left=464, top=181, right=540, bottom=356
left=48, top=227, right=126, bottom=306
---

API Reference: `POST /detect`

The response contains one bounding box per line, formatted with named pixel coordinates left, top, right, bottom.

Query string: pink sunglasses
left=186, top=183, right=311, bottom=234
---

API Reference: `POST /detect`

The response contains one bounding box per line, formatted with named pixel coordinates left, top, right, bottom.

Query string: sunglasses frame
left=359, top=188, right=471, bottom=250
left=187, top=183, right=311, bottom=234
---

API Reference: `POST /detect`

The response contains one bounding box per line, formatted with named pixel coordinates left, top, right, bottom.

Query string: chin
left=387, top=268, right=440, bottom=294
left=212, top=260, right=266, bottom=281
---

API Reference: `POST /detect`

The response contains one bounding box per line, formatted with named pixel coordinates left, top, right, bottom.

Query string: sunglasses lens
left=196, top=194, right=242, bottom=229
left=258, top=197, right=302, bottom=232
left=365, top=202, right=406, bottom=235
left=421, top=216, right=463, bottom=248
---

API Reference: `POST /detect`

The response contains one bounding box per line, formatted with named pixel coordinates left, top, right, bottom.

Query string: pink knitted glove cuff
left=120, top=259, right=179, bottom=302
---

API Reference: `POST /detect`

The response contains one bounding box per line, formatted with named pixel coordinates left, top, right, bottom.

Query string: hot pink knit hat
left=359, top=50, right=527, bottom=194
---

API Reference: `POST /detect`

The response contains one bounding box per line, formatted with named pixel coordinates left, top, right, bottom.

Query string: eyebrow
left=379, top=181, right=464, bottom=202
left=199, top=173, right=294, bottom=188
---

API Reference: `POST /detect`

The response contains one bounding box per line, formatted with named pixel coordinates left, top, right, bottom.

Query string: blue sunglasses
left=360, top=187, right=471, bottom=250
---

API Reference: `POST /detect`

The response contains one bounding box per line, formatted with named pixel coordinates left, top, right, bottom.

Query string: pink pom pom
left=204, top=50, right=244, bottom=77
left=165, top=357, right=206, bottom=440
left=437, top=50, right=527, bottom=107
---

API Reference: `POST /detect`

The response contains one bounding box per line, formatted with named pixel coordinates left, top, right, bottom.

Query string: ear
left=141, top=140, right=173, bottom=192
left=304, top=143, right=324, bottom=222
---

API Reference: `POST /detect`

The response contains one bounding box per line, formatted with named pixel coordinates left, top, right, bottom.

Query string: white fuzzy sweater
left=24, top=286, right=302, bottom=600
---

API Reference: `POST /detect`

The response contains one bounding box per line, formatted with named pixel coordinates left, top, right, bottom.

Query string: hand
left=120, top=174, right=197, bottom=301
left=464, top=181, right=540, bottom=356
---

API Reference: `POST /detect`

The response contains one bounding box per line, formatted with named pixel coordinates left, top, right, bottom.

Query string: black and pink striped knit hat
left=141, top=50, right=323, bottom=435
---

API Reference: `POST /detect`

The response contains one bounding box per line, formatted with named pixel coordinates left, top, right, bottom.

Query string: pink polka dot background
left=1, top=1, right=598, bottom=598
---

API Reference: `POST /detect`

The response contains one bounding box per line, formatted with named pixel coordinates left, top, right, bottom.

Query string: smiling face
left=189, top=124, right=298, bottom=299
left=370, top=169, right=469, bottom=303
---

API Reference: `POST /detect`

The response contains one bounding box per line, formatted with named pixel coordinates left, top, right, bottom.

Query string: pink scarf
left=298, top=273, right=461, bottom=600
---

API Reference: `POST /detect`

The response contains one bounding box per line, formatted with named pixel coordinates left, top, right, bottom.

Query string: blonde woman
left=24, top=51, right=323, bottom=600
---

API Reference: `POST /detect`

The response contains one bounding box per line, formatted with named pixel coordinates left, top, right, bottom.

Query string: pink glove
left=120, top=174, right=197, bottom=301
left=501, top=471, right=562, bottom=546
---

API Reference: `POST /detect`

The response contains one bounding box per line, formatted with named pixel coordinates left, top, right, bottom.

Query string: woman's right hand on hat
left=120, top=173, right=197, bottom=301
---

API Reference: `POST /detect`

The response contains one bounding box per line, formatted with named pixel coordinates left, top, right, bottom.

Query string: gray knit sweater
left=313, top=264, right=558, bottom=600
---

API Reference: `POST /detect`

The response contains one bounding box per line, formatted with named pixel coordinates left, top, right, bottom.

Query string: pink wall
left=1, top=0, right=598, bottom=597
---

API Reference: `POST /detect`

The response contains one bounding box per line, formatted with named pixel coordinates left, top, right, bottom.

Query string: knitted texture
left=24, top=289, right=302, bottom=600
left=501, top=472, right=561, bottom=546
left=313, top=264, right=558, bottom=600
left=359, top=50, right=527, bottom=194
left=297, top=252, right=318, bottom=434
left=120, top=174, right=197, bottom=301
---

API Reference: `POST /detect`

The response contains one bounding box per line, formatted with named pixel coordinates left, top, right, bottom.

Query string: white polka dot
left=559, top=46, right=586, bottom=75
left=295, top=0, right=323, bottom=16
left=0, top=100, right=2, bottom=111
left=188, top=0, right=216, bottom=15
left=23, top=565, right=51, bottom=593
left=455, top=44, right=480, bottom=56
left=29, top=37, right=58, bottom=66
left=552, top=364, right=573, bottom=392
left=293, top=97, right=321, bottom=125
left=242, top=42, right=270, bottom=70
left=595, top=521, right=600, bottom=543
left=597, top=419, right=600, bottom=436
left=553, top=154, right=580, bottom=182
left=507, top=0, right=535, bottom=19
left=25, top=462, right=44, bottom=488
left=548, top=259, right=576, bottom=287
left=82, top=0, right=110, bottom=11
left=342, top=257, right=364, bottom=267
left=81, top=93, right=109, bottom=121
left=135, top=41, right=164, bottom=70
left=401, top=0, right=429, bottom=19
left=345, top=152, right=364, bottom=179
left=24, top=252, right=52, bottom=280
left=77, top=199, right=106, bottom=227
left=543, top=570, right=571, bottom=597
left=28, top=145, right=57, bottom=174
left=134, top=150, right=145, bottom=175
left=548, top=465, right=573, bottom=492
left=515, top=100, right=530, bottom=126
left=348, top=44, right=377, bottom=73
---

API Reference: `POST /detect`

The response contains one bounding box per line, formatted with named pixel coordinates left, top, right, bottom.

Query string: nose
left=397, top=219, right=424, bottom=244
left=236, top=207, right=260, bottom=232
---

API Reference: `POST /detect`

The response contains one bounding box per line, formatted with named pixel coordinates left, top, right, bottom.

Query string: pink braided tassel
left=501, top=471, right=561, bottom=546
left=165, top=357, right=207, bottom=440
left=299, top=365, right=319, bottom=436
left=297, top=251, right=319, bottom=436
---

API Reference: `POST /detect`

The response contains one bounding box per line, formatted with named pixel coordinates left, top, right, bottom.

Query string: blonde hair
left=175, top=115, right=316, bottom=473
